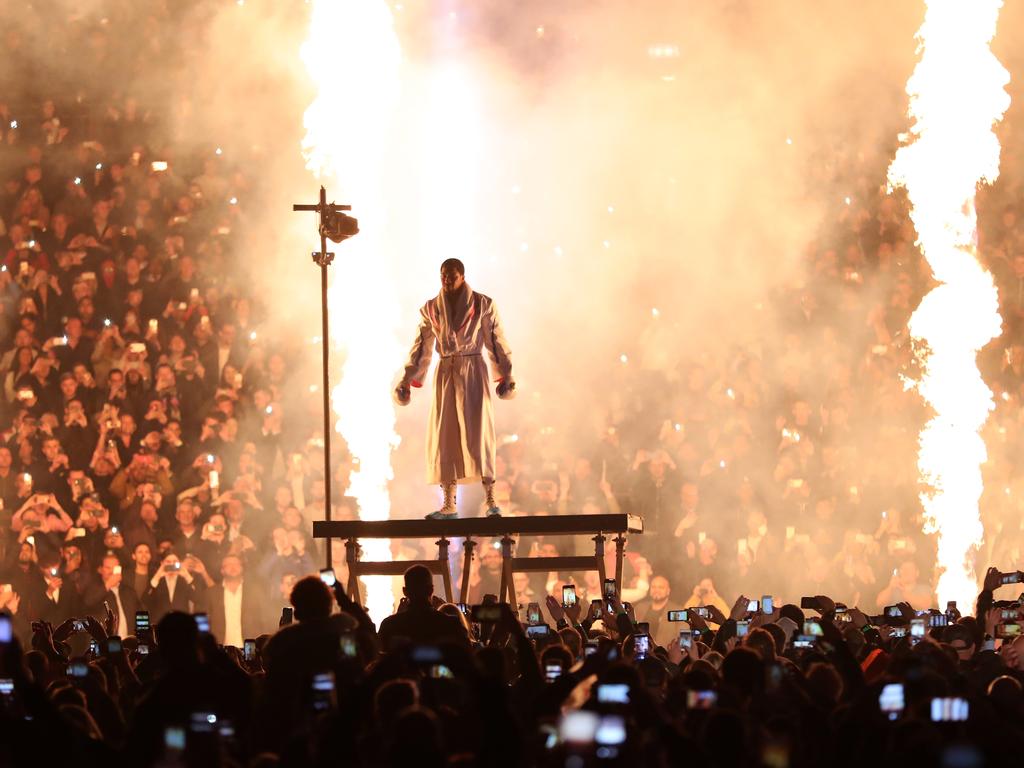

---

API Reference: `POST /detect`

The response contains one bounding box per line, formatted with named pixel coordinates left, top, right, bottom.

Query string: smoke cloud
left=13, top=0, right=1024, bottom=599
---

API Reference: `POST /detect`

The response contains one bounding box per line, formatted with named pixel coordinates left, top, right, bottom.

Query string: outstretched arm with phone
left=976, top=567, right=1002, bottom=639
left=331, top=580, right=381, bottom=656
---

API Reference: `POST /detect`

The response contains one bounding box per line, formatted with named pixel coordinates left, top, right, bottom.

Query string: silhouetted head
left=156, top=611, right=201, bottom=668
left=402, top=564, right=434, bottom=604
left=290, top=575, right=333, bottom=622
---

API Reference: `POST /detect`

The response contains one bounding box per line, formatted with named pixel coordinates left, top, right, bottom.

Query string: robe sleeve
left=400, top=306, right=435, bottom=388
left=483, top=299, right=514, bottom=382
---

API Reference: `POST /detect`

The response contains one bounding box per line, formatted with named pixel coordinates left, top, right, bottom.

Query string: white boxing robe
left=400, top=283, right=513, bottom=484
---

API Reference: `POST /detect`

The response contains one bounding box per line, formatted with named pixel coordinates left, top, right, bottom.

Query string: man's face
left=310, top=480, right=325, bottom=502
left=440, top=264, right=465, bottom=294
left=275, top=487, right=293, bottom=508
left=99, top=556, right=119, bottom=582
left=218, top=324, right=236, bottom=347
left=65, top=399, right=85, bottom=423
left=649, top=576, right=670, bottom=602
left=104, top=528, right=124, bottom=549
left=225, top=500, right=244, bottom=523
left=0, top=447, right=13, bottom=469
left=18, top=543, right=35, bottom=564
left=272, top=528, right=289, bottom=551
left=949, top=639, right=974, bottom=662
left=140, top=502, right=158, bottom=525
left=699, top=539, right=718, bottom=564
left=280, top=573, right=297, bottom=599
left=221, top=556, right=243, bottom=580
left=176, top=502, right=197, bottom=526
left=282, top=508, right=302, bottom=529
left=133, top=544, right=152, bottom=566
left=63, top=546, right=82, bottom=571
left=481, top=547, right=501, bottom=571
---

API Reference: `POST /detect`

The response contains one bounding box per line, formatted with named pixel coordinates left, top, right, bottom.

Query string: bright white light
left=619, top=354, right=628, bottom=364
left=647, top=44, right=680, bottom=59
left=303, top=0, right=403, bottom=624
left=887, top=0, right=1010, bottom=610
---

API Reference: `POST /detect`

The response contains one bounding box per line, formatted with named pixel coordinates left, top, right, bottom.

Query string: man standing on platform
left=394, top=259, right=515, bottom=520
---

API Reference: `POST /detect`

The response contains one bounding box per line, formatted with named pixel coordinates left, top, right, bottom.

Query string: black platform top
left=313, top=513, right=643, bottom=540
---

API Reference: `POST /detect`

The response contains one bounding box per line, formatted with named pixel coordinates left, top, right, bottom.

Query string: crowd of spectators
left=0, top=3, right=334, bottom=645
left=3, top=562, right=1024, bottom=766
left=2, top=3, right=1024, bottom=765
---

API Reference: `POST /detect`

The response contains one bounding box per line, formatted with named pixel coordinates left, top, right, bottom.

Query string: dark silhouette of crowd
left=2, top=2, right=1024, bottom=766
left=2, top=563, right=1024, bottom=767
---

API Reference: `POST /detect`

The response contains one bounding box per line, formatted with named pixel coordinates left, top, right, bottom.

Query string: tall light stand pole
left=292, top=186, right=358, bottom=569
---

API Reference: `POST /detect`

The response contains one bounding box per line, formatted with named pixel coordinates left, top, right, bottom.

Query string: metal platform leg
left=345, top=538, right=362, bottom=605
left=593, top=533, right=608, bottom=595
left=436, top=537, right=454, bottom=603
left=498, top=535, right=516, bottom=606
left=459, top=538, right=477, bottom=603
left=613, top=534, right=626, bottom=596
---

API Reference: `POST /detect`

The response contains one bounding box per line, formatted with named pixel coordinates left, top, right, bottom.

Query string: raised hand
left=666, top=636, right=685, bottom=666
left=729, top=595, right=751, bottom=621
left=983, top=566, right=1002, bottom=593
left=545, top=594, right=565, bottom=625
left=563, top=596, right=582, bottom=625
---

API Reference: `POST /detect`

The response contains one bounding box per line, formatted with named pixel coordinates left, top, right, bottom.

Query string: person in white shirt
left=94, top=553, right=139, bottom=637
left=207, top=553, right=265, bottom=646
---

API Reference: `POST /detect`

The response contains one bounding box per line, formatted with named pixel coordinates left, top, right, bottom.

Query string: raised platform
left=312, top=514, right=644, bottom=607
left=312, top=513, right=643, bottom=540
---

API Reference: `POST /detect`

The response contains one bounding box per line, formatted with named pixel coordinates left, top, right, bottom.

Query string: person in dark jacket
left=378, top=564, right=469, bottom=651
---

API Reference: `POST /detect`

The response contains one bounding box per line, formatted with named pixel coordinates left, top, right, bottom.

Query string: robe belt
left=439, top=352, right=482, bottom=359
